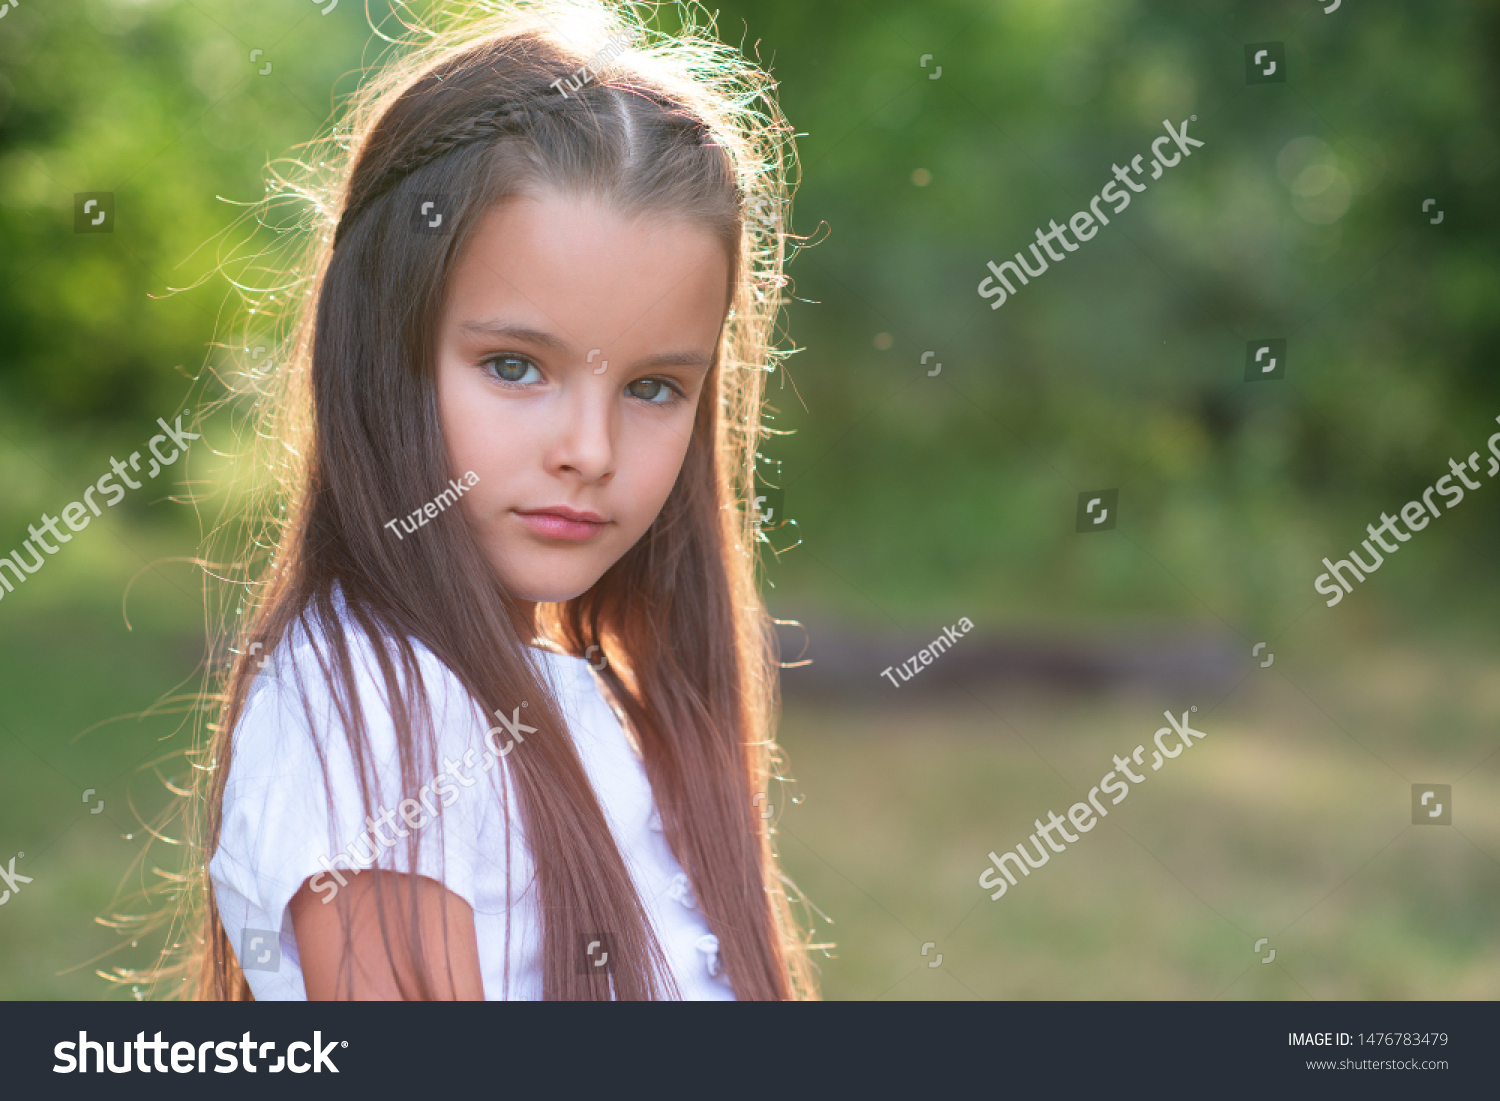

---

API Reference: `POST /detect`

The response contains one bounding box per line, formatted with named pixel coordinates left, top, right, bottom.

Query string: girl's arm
left=289, top=870, right=485, bottom=1000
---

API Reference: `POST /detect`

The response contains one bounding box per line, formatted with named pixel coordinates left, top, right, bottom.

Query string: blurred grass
left=772, top=635, right=1500, bottom=1000
left=0, top=524, right=206, bottom=999
left=4, top=559, right=1497, bottom=999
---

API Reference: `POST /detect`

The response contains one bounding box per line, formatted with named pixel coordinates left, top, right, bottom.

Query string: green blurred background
left=1, top=0, right=1497, bottom=999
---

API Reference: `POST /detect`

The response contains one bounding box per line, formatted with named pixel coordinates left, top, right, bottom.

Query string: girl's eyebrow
left=631, top=350, right=714, bottom=372
left=458, top=320, right=570, bottom=353
left=459, top=319, right=713, bottom=372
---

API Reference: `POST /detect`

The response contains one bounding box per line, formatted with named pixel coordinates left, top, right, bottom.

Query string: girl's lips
left=513, top=509, right=609, bottom=542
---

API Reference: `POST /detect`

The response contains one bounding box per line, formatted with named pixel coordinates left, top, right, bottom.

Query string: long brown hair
left=153, top=0, right=814, bottom=1000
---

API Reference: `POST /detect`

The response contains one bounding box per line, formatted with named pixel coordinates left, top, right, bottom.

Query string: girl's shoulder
left=227, top=594, right=493, bottom=817
left=251, top=596, right=459, bottom=701
left=211, top=594, right=516, bottom=993
left=229, top=589, right=589, bottom=792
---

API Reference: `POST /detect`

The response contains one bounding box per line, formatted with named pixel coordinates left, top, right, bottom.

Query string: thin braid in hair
left=333, top=86, right=576, bottom=249
left=333, top=78, right=720, bottom=250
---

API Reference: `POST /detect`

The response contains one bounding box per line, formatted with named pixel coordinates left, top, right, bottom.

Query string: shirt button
left=695, top=934, right=721, bottom=978
left=667, top=872, right=697, bottom=910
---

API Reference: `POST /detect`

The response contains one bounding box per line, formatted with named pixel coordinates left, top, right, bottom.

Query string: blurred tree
left=0, top=0, right=1496, bottom=631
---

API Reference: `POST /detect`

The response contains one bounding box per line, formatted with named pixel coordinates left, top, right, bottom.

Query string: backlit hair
left=136, top=0, right=814, bottom=1001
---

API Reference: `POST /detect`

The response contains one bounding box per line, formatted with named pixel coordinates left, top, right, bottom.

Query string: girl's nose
left=545, top=380, right=616, bottom=483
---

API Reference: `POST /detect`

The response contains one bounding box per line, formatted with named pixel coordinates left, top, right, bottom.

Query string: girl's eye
left=625, top=377, right=682, bottom=404
left=484, top=354, right=542, bottom=384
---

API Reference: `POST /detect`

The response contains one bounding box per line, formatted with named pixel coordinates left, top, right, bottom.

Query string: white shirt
left=208, top=602, right=735, bottom=1000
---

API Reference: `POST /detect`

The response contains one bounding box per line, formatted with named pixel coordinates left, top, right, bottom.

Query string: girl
left=176, top=0, right=814, bottom=1000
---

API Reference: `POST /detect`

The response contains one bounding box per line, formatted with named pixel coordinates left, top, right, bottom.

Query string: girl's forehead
left=461, top=190, right=716, bottom=263
left=443, top=192, right=730, bottom=347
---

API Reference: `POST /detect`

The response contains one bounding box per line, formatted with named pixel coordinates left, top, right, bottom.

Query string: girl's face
left=434, top=189, right=730, bottom=603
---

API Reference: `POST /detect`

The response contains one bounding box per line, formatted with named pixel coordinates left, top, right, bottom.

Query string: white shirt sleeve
left=208, top=618, right=502, bottom=998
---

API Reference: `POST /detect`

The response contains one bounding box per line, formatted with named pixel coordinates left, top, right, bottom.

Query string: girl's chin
left=496, top=562, right=612, bottom=605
